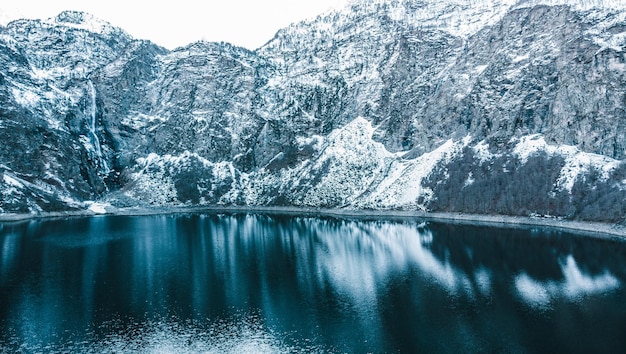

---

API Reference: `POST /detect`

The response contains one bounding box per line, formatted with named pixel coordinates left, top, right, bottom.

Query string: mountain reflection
left=1, top=214, right=626, bottom=352
left=423, top=223, right=625, bottom=305
left=515, top=255, right=620, bottom=308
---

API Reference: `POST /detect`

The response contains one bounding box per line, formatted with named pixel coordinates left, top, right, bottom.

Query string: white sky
left=0, top=0, right=349, bottom=50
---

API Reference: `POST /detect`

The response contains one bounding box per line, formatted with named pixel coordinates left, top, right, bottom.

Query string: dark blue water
left=1, top=213, right=626, bottom=353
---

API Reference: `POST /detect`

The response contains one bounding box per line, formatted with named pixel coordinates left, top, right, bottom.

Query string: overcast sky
left=0, top=0, right=349, bottom=50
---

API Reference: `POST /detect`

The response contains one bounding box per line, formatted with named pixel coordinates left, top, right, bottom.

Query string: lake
left=1, top=213, right=626, bottom=352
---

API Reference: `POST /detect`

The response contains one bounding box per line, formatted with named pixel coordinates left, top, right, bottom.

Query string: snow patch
left=472, top=139, right=499, bottom=163
left=296, top=135, right=324, bottom=150
left=30, top=67, right=53, bottom=81
left=558, top=152, right=619, bottom=192
left=474, top=65, right=489, bottom=75
left=359, top=138, right=468, bottom=209
left=86, top=201, right=109, bottom=214
left=512, top=134, right=558, bottom=163
left=298, top=117, right=394, bottom=206
left=609, top=57, right=626, bottom=71
left=512, top=134, right=620, bottom=192
left=121, top=113, right=168, bottom=130
left=137, top=151, right=220, bottom=171
left=45, top=11, right=123, bottom=37
left=464, top=172, right=475, bottom=187
left=11, top=87, right=40, bottom=108
left=3, top=174, right=24, bottom=188
left=130, top=151, right=241, bottom=205
left=511, top=54, right=529, bottom=63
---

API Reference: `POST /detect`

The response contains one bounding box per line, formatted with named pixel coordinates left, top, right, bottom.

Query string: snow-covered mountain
left=1, top=1, right=625, bottom=223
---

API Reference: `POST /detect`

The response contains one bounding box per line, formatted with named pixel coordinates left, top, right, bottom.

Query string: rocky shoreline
left=1, top=206, right=624, bottom=240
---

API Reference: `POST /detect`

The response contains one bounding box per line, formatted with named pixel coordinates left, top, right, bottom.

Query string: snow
left=86, top=201, right=109, bottom=214
left=326, top=0, right=626, bottom=47
left=121, top=113, right=168, bottom=130
left=3, top=174, right=24, bottom=188
left=30, top=67, right=53, bottom=81
left=131, top=151, right=242, bottom=205
left=237, top=117, right=473, bottom=209
left=472, top=139, right=498, bottom=163
left=127, top=166, right=178, bottom=205
left=512, top=134, right=621, bottom=192
left=137, top=151, right=224, bottom=171
left=296, top=135, right=324, bottom=150
left=558, top=152, right=620, bottom=192
left=298, top=117, right=394, bottom=206
left=518, top=0, right=626, bottom=12
left=7, top=76, right=68, bottom=130
left=43, top=11, right=121, bottom=37
left=11, top=87, right=40, bottom=107
left=511, top=54, right=529, bottom=64
left=1, top=170, right=83, bottom=211
left=474, top=65, right=489, bottom=75
left=512, top=134, right=558, bottom=163
left=377, top=0, right=520, bottom=38
left=516, top=0, right=626, bottom=52
left=609, top=57, right=626, bottom=71
left=464, top=172, right=475, bottom=187
left=359, top=137, right=468, bottom=209
left=78, top=133, right=93, bottom=148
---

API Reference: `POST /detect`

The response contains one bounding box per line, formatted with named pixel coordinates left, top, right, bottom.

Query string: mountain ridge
left=1, top=1, right=625, bottom=224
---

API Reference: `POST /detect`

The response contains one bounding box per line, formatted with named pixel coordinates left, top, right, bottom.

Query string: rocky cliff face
left=1, top=2, right=625, bottom=223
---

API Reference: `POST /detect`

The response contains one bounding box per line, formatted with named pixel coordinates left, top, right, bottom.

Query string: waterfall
left=87, top=80, right=110, bottom=174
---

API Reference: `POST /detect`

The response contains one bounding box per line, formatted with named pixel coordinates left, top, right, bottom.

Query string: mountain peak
left=53, top=10, right=93, bottom=25
left=44, top=10, right=129, bottom=38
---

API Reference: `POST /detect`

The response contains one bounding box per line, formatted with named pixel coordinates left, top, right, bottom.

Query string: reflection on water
left=1, top=214, right=626, bottom=352
left=515, top=255, right=620, bottom=308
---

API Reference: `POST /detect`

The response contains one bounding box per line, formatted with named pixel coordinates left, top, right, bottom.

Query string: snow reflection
left=515, top=255, right=620, bottom=308
left=308, top=220, right=492, bottom=302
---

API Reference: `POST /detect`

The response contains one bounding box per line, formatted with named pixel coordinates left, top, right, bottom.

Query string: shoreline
left=0, top=205, right=624, bottom=240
